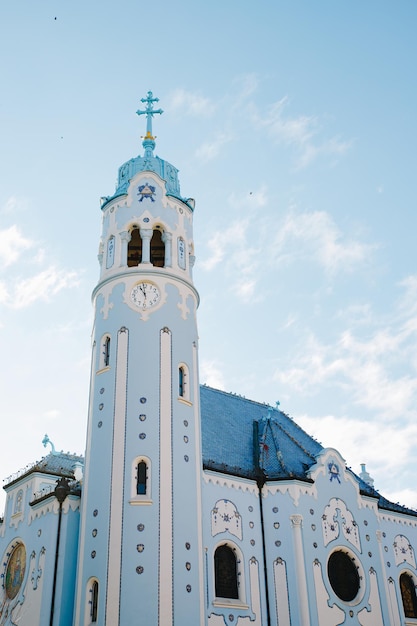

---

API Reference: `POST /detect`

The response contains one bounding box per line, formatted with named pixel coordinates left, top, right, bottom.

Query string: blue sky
left=1, top=1, right=417, bottom=511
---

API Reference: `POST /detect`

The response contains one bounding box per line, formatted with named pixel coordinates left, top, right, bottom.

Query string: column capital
left=140, top=228, right=153, bottom=240
left=290, top=514, right=303, bottom=528
left=120, top=230, right=131, bottom=242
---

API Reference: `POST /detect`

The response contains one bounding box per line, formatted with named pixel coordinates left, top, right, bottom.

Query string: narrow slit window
left=137, top=461, right=147, bottom=495
left=91, top=581, right=98, bottom=622
left=106, top=236, right=115, bottom=269
left=179, top=366, right=185, bottom=397
left=103, top=337, right=110, bottom=367
left=214, top=545, right=239, bottom=599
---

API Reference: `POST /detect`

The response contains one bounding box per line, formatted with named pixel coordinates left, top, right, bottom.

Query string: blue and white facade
left=1, top=93, right=417, bottom=626
left=73, top=92, right=204, bottom=626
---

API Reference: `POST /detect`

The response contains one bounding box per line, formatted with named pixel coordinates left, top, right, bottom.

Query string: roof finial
left=42, top=433, right=58, bottom=456
left=136, top=91, right=163, bottom=156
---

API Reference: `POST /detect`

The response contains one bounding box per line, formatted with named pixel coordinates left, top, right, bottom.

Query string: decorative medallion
left=328, top=462, right=341, bottom=483
left=394, top=534, right=416, bottom=567
left=137, top=183, right=156, bottom=202
left=322, top=498, right=361, bottom=551
left=211, top=499, right=242, bottom=540
left=5, top=543, right=26, bottom=600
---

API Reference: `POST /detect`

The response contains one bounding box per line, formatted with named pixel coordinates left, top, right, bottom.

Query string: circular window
left=5, top=543, right=26, bottom=600
left=328, top=550, right=360, bottom=602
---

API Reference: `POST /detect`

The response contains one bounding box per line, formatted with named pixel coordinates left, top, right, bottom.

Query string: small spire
left=136, top=91, right=163, bottom=157
left=359, top=463, right=375, bottom=488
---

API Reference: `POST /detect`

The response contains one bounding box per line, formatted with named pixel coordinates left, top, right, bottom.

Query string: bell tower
left=73, top=93, right=205, bottom=625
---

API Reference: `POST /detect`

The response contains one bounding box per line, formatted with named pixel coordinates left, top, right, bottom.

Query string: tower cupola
left=101, top=91, right=191, bottom=207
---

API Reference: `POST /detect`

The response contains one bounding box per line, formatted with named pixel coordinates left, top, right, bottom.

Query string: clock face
left=131, top=282, right=161, bottom=310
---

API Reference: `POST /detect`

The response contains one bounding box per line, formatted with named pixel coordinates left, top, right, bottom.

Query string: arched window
left=150, top=228, right=165, bottom=267
left=128, top=228, right=142, bottom=267
left=179, top=366, right=185, bottom=398
left=136, top=461, right=147, bottom=495
left=214, top=545, right=239, bottom=599
left=85, top=578, right=99, bottom=625
left=178, top=364, right=190, bottom=401
left=91, top=581, right=99, bottom=622
left=130, top=456, right=151, bottom=503
left=99, top=335, right=111, bottom=370
left=400, top=572, right=417, bottom=618
left=103, top=336, right=110, bottom=367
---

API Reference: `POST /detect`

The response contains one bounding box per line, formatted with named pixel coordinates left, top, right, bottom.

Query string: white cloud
left=201, top=220, right=248, bottom=272
left=201, top=200, right=371, bottom=305
left=200, top=360, right=225, bottom=390
left=2, top=196, right=23, bottom=214
left=231, top=73, right=259, bottom=109
left=0, top=281, right=9, bottom=304
left=200, top=217, right=261, bottom=303
left=11, top=267, right=81, bottom=309
left=169, top=89, right=216, bottom=118
left=264, top=96, right=316, bottom=145
left=228, top=185, right=269, bottom=210
left=275, top=275, right=417, bottom=419
left=0, top=225, right=33, bottom=268
left=195, top=132, right=233, bottom=162
left=256, top=96, right=352, bottom=168
left=272, top=210, right=374, bottom=274
left=297, top=413, right=417, bottom=495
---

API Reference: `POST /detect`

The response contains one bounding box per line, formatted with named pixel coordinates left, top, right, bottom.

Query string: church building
left=1, top=92, right=417, bottom=626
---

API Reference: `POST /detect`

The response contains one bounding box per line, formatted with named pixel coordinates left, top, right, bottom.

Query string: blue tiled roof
left=200, top=386, right=417, bottom=517
left=34, top=452, right=83, bottom=476
left=4, top=452, right=84, bottom=488
left=200, top=385, right=322, bottom=480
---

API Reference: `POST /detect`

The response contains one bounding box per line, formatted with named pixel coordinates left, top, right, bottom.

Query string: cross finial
left=136, top=91, right=163, bottom=140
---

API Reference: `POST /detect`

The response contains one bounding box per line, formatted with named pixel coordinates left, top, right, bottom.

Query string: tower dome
left=102, top=91, right=192, bottom=207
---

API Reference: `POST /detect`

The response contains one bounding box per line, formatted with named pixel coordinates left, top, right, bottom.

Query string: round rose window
left=327, top=550, right=360, bottom=602
left=5, top=543, right=26, bottom=600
